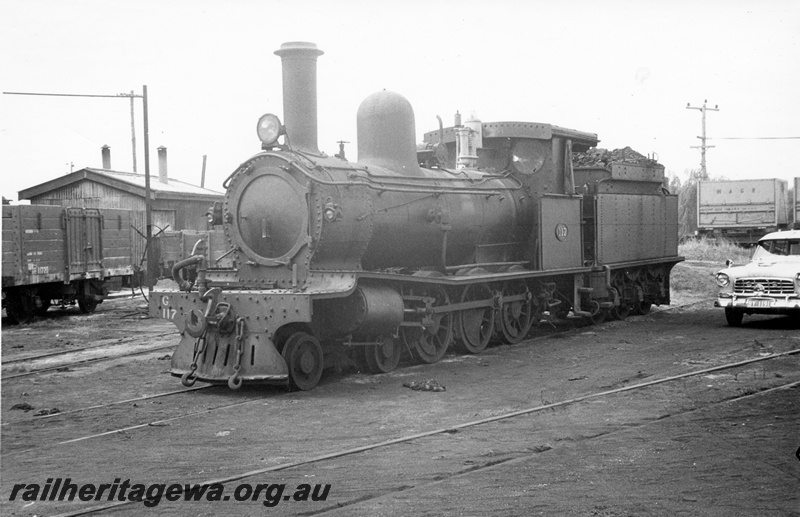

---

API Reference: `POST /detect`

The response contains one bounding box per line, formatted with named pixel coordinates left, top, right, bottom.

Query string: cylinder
left=317, top=285, right=404, bottom=337
left=274, top=42, right=324, bottom=154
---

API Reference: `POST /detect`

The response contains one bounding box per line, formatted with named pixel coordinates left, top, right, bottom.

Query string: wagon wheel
left=609, top=288, right=631, bottom=320
left=632, top=300, right=652, bottom=315
left=4, top=291, right=34, bottom=325
left=282, top=332, right=324, bottom=391
left=78, top=297, right=99, bottom=314
left=590, top=309, right=607, bottom=325
left=403, top=285, right=453, bottom=364
left=456, top=283, right=495, bottom=354
left=364, top=336, right=402, bottom=374
left=498, top=282, right=534, bottom=344
left=34, top=297, right=52, bottom=317
left=611, top=301, right=631, bottom=320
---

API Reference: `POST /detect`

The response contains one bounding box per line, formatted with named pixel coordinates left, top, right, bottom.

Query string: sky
left=1, top=0, right=799, bottom=202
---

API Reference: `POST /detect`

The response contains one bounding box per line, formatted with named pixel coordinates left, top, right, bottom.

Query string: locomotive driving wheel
left=401, top=285, right=453, bottom=364
left=364, top=336, right=402, bottom=374
left=282, top=332, right=323, bottom=391
left=456, top=283, right=495, bottom=354
left=498, top=282, right=535, bottom=344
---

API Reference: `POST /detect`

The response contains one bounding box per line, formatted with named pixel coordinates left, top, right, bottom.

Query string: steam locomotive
left=150, top=42, right=682, bottom=390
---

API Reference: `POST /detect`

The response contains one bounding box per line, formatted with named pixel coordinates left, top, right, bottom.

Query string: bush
left=678, top=236, right=752, bottom=263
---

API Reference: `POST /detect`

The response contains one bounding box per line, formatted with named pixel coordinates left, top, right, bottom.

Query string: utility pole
left=686, top=100, right=719, bottom=180
left=3, top=87, right=153, bottom=290
left=129, top=90, right=138, bottom=172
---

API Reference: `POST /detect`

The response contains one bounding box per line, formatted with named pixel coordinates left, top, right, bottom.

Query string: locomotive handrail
left=287, top=161, right=515, bottom=196
left=293, top=148, right=518, bottom=184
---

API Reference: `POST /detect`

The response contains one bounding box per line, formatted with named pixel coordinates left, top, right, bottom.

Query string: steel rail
left=47, top=350, right=800, bottom=517
left=1, top=333, right=173, bottom=365
left=2, top=344, right=176, bottom=380
left=0, top=385, right=213, bottom=427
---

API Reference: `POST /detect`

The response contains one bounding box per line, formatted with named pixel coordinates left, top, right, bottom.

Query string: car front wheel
left=725, top=307, right=744, bottom=327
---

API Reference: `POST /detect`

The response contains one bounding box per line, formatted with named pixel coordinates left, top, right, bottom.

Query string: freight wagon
left=794, top=177, right=800, bottom=228
left=697, top=178, right=790, bottom=245
left=2, top=204, right=135, bottom=323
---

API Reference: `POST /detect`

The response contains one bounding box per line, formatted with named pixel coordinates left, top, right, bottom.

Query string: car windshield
left=752, top=239, right=800, bottom=260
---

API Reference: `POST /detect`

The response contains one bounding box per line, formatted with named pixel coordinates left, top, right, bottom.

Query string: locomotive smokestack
left=101, top=145, right=111, bottom=169
left=274, top=42, right=324, bottom=155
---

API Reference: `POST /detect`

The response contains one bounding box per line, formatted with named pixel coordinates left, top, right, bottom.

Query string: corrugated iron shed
left=19, top=167, right=223, bottom=202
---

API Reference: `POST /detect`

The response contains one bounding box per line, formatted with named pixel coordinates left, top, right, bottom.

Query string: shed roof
left=19, top=168, right=224, bottom=202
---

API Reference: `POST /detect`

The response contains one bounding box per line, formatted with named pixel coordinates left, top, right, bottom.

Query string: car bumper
left=715, top=294, right=800, bottom=313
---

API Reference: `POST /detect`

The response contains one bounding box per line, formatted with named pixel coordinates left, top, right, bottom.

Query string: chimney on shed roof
left=157, top=146, right=168, bottom=184
left=101, top=145, right=111, bottom=169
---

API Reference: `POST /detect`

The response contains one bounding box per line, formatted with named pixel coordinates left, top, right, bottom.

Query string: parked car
left=714, top=229, right=800, bottom=326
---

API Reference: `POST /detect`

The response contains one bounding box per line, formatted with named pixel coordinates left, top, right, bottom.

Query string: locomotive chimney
left=157, top=146, right=168, bottom=184
left=274, top=42, right=324, bottom=155
left=101, top=145, right=111, bottom=169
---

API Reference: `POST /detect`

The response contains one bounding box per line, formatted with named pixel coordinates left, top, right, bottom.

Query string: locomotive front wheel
left=364, top=336, right=402, bottom=374
left=498, top=283, right=534, bottom=344
left=456, top=284, right=495, bottom=354
left=282, top=332, right=323, bottom=391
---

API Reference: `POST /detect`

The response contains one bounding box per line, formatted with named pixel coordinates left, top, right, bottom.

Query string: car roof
left=759, top=229, right=800, bottom=242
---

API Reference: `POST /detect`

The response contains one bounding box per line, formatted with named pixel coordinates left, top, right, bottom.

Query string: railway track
left=0, top=385, right=212, bottom=427
left=42, top=349, right=799, bottom=516
left=1, top=342, right=177, bottom=380
left=0, top=332, right=173, bottom=366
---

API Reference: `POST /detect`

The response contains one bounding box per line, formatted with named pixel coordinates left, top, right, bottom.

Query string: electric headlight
left=715, top=273, right=730, bottom=287
left=256, top=114, right=283, bottom=148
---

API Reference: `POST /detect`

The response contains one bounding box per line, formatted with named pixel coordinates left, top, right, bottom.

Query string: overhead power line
left=709, top=136, right=800, bottom=140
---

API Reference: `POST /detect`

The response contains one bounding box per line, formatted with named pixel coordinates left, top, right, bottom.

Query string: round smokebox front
left=233, top=167, right=309, bottom=266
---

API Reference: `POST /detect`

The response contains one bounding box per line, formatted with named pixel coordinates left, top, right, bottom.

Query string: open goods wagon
left=2, top=204, right=135, bottom=323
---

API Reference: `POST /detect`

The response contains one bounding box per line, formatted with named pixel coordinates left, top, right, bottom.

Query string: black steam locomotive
left=150, top=42, right=682, bottom=390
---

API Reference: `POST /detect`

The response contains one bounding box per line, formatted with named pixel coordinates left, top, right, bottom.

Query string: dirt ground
left=1, top=261, right=799, bottom=516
